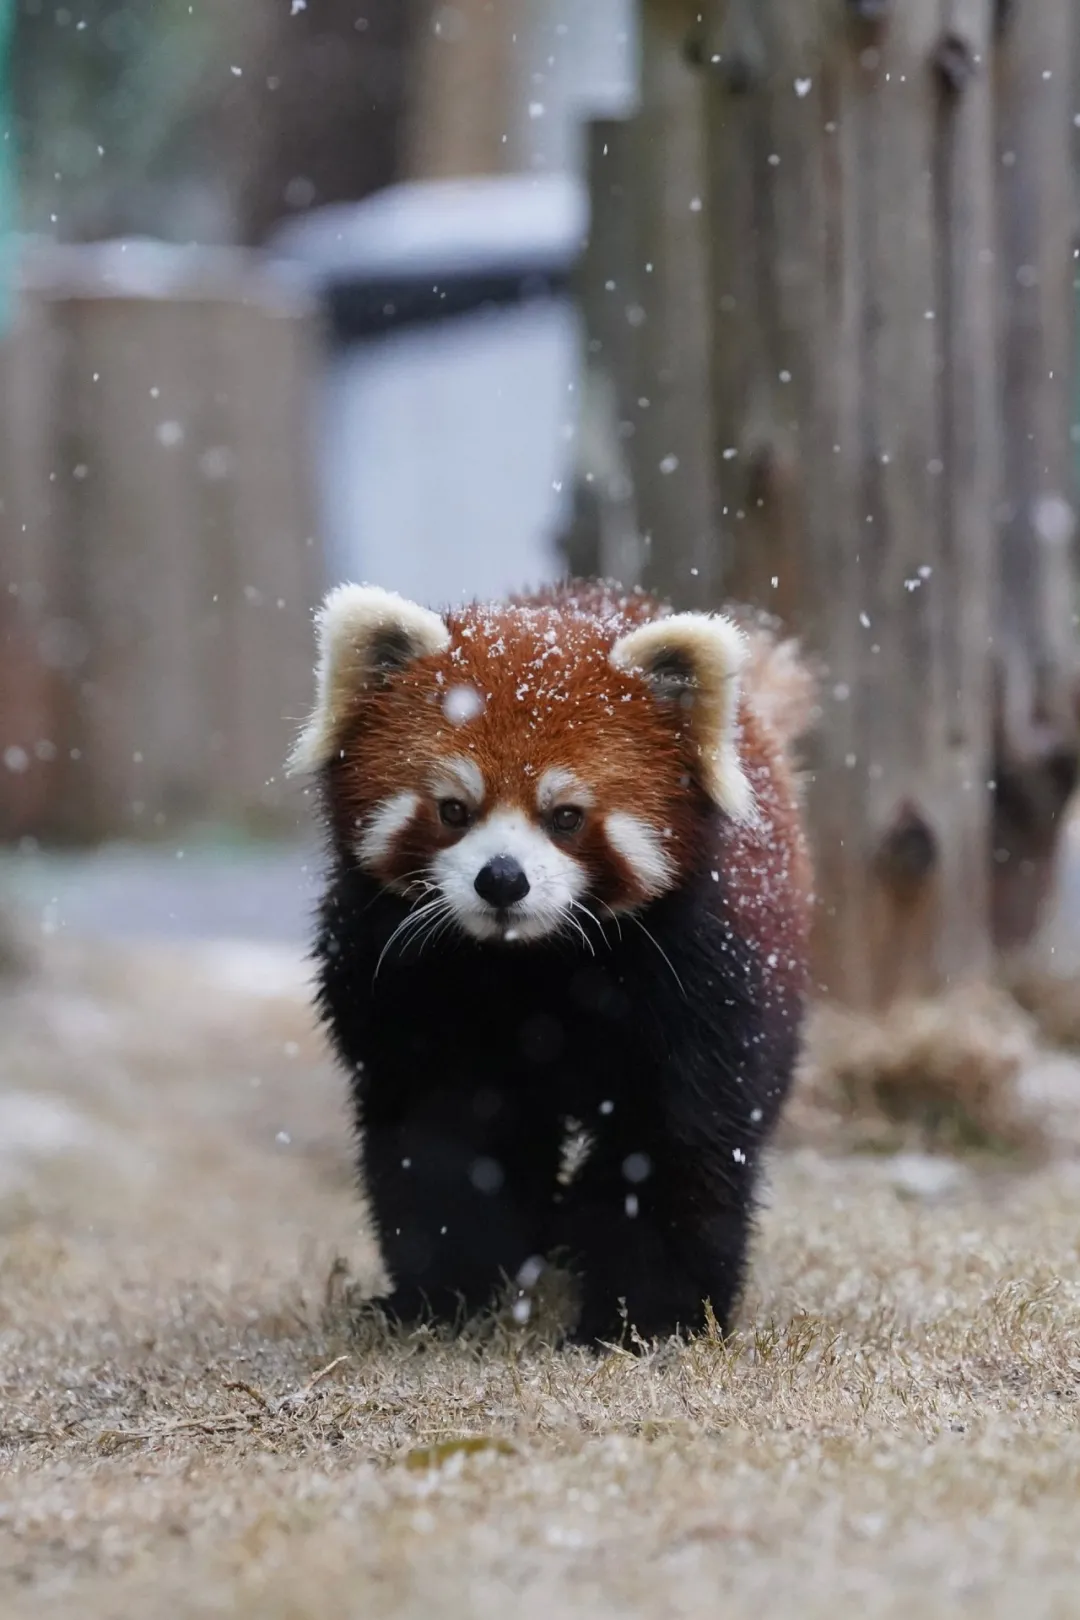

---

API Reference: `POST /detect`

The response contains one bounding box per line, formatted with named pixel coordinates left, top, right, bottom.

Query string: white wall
left=279, top=0, right=644, bottom=607
left=509, top=0, right=639, bottom=175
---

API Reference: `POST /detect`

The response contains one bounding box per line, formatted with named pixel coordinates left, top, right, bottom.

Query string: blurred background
left=5, top=13, right=1080, bottom=1609
left=1, top=0, right=1079, bottom=1012
left=0, top=0, right=634, bottom=951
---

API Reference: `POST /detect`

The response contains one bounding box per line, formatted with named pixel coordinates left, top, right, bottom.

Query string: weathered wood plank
left=992, top=0, right=1080, bottom=951
left=570, top=118, right=645, bottom=586
left=3, top=250, right=321, bottom=845
left=704, top=0, right=1001, bottom=1008
left=631, top=0, right=717, bottom=608
left=0, top=294, right=66, bottom=841
left=405, top=0, right=518, bottom=179
left=205, top=295, right=322, bottom=831
left=933, top=0, right=999, bottom=977
left=51, top=296, right=213, bottom=840
left=705, top=2, right=793, bottom=621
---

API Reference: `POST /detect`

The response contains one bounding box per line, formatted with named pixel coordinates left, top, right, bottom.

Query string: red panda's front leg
left=554, top=1116, right=758, bottom=1347
left=362, top=1085, right=565, bottom=1327
left=552, top=971, right=801, bottom=1349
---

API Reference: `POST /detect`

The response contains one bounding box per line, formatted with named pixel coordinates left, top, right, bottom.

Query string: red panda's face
left=291, top=588, right=754, bottom=947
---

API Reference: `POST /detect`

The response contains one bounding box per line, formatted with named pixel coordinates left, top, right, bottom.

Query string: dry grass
left=1008, top=961, right=1080, bottom=1052
left=5, top=936, right=1080, bottom=1618
left=788, top=984, right=1052, bottom=1159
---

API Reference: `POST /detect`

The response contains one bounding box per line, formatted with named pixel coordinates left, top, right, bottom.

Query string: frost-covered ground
left=4, top=921, right=1080, bottom=1619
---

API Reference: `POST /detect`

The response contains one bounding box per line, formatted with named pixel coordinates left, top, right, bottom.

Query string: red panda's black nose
left=474, top=856, right=530, bottom=909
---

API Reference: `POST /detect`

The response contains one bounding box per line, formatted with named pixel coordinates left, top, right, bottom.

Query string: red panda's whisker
left=396, top=869, right=438, bottom=895
left=570, top=897, right=613, bottom=949
left=569, top=894, right=612, bottom=952
left=359, top=872, right=433, bottom=919
left=413, top=903, right=459, bottom=959
left=592, top=896, right=625, bottom=944
left=395, top=901, right=453, bottom=964
left=622, top=911, right=686, bottom=999
left=400, top=881, right=438, bottom=902
left=558, top=906, right=596, bottom=958
left=374, top=898, right=447, bottom=980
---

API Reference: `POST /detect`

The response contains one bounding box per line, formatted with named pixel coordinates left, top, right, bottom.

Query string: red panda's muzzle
left=427, top=805, right=590, bottom=945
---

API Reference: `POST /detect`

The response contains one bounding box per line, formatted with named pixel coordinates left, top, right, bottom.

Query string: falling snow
left=443, top=685, right=486, bottom=726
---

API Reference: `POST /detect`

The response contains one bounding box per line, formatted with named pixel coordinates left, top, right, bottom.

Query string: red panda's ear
left=609, top=613, right=755, bottom=821
left=287, top=584, right=450, bottom=774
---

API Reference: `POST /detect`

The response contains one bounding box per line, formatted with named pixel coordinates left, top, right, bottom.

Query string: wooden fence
left=580, top=0, right=1080, bottom=1009
left=0, top=244, right=324, bottom=844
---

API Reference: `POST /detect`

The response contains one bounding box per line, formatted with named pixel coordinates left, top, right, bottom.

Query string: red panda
left=290, top=579, right=813, bottom=1345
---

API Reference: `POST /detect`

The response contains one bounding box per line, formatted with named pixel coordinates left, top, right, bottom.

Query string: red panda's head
left=290, top=585, right=756, bottom=946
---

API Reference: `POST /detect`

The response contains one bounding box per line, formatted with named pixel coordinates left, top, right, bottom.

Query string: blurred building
left=1, top=0, right=643, bottom=842
left=269, top=0, right=639, bottom=608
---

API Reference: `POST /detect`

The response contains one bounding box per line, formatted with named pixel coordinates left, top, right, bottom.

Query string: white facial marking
left=431, top=807, right=586, bottom=943
left=356, top=791, right=419, bottom=868
left=429, top=754, right=485, bottom=806
left=536, top=766, right=595, bottom=813
left=605, top=811, right=676, bottom=899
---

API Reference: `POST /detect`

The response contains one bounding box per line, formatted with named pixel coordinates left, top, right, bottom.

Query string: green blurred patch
left=403, top=1435, right=517, bottom=1471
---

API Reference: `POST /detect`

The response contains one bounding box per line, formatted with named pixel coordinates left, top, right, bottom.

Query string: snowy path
left=1, top=839, right=320, bottom=947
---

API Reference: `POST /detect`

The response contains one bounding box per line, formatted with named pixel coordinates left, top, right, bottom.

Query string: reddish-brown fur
left=325, top=582, right=812, bottom=969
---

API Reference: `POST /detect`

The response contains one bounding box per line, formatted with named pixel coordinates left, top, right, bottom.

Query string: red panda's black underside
left=314, top=834, right=804, bottom=1345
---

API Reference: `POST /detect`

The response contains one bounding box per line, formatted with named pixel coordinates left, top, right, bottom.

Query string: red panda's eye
left=439, top=798, right=470, bottom=829
left=551, top=805, right=585, bottom=835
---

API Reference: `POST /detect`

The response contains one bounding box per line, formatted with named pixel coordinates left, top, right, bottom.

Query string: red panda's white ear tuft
left=287, top=584, right=450, bottom=774
left=609, top=612, right=755, bottom=821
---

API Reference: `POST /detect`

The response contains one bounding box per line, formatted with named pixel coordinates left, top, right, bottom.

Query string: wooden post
left=575, top=4, right=716, bottom=606
left=226, top=0, right=416, bottom=244
left=404, top=0, right=518, bottom=180
left=991, top=0, right=1080, bottom=953
left=0, top=296, right=65, bottom=843
left=569, top=119, right=646, bottom=587
left=630, top=0, right=717, bottom=608
left=704, top=0, right=1000, bottom=1008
